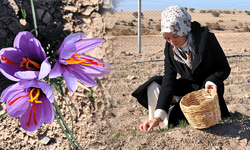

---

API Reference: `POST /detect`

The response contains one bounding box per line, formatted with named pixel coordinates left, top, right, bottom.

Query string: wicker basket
left=180, top=89, right=221, bottom=129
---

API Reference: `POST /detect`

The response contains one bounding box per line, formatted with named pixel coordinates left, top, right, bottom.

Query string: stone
left=64, top=22, right=73, bottom=32
left=64, top=6, right=78, bottom=13
left=104, top=12, right=117, bottom=29
left=19, top=19, right=27, bottom=26
left=36, top=9, right=45, bottom=21
left=0, top=29, right=7, bottom=38
left=2, top=0, right=8, bottom=5
left=8, top=0, right=19, bottom=14
left=50, top=8, right=55, bottom=14
left=42, top=12, right=53, bottom=24
left=82, top=6, right=95, bottom=16
left=8, top=22, right=19, bottom=34
left=39, top=136, right=50, bottom=145
left=92, top=17, right=103, bottom=32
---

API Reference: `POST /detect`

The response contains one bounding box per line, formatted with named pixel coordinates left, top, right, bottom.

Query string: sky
left=115, top=0, right=250, bottom=11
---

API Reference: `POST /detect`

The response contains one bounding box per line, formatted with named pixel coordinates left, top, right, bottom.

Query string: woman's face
left=163, top=32, right=187, bottom=48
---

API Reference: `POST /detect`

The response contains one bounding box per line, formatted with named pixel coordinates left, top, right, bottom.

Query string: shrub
left=239, top=23, right=243, bottom=27
left=149, top=19, right=153, bottom=21
left=183, top=7, right=188, bottom=10
left=206, top=23, right=220, bottom=30
left=247, top=11, right=250, bottom=15
left=224, top=10, right=231, bottom=14
left=148, top=22, right=151, bottom=25
left=127, top=22, right=135, bottom=26
left=244, top=25, right=250, bottom=32
left=155, top=23, right=161, bottom=31
left=218, top=20, right=223, bottom=22
left=200, top=10, right=206, bottom=13
left=132, top=19, right=137, bottom=22
left=114, top=28, right=136, bottom=36
left=120, top=20, right=126, bottom=23
left=207, top=10, right=213, bottom=13
left=141, top=28, right=156, bottom=35
left=132, top=11, right=144, bottom=18
left=189, top=8, right=195, bottom=12
left=212, top=11, right=220, bottom=17
left=115, top=22, right=120, bottom=25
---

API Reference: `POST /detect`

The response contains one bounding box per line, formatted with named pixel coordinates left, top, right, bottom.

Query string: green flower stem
left=59, top=85, right=74, bottom=134
left=53, top=84, right=74, bottom=135
left=0, top=111, right=7, bottom=120
left=53, top=99, right=83, bottom=150
left=30, top=0, right=38, bottom=37
left=53, top=107, right=77, bottom=149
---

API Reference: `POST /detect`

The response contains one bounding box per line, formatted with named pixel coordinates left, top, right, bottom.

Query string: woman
left=132, top=6, right=231, bottom=132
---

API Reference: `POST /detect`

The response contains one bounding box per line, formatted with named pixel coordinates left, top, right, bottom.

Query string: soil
left=0, top=1, right=250, bottom=150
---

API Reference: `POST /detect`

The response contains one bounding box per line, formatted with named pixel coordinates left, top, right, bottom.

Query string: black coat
left=132, top=21, right=231, bottom=121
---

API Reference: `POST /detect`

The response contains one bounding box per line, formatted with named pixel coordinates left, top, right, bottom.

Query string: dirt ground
left=1, top=2, right=250, bottom=149
left=103, top=33, right=250, bottom=150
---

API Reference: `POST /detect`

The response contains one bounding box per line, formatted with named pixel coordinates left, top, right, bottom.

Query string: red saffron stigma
left=1, top=56, right=20, bottom=66
left=33, top=103, right=38, bottom=125
left=8, top=93, right=29, bottom=106
left=26, top=104, right=34, bottom=126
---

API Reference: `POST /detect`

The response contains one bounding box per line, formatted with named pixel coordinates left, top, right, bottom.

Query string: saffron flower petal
left=19, top=95, right=54, bottom=132
left=59, top=43, right=76, bottom=60
left=75, top=38, right=105, bottom=53
left=38, top=57, right=51, bottom=80
left=49, top=61, right=62, bottom=78
left=1, top=80, right=55, bottom=132
left=0, top=31, right=50, bottom=81
left=50, top=33, right=111, bottom=92
left=62, top=72, right=78, bottom=92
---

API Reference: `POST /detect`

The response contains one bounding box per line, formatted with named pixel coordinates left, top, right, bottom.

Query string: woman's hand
left=139, top=118, right=161, bottom=132
left=205, top=84, right=217, bottom=92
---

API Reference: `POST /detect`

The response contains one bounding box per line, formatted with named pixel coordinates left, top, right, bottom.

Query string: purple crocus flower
left=1, top=80, right=54, bottom=132
left=49, top=33, right=111, bottom=92
left=0, top=31, right=51, bottom=81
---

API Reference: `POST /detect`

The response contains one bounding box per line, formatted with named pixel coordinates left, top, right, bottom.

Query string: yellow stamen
left=28, top=88, right=42, bottom=103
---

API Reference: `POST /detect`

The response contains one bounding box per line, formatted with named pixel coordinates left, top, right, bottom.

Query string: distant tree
left=183, top=7, right=188, bottom=10
left=132, top=11, right=144, bottom=19
left=212, top=11, right=220, bottom=17
left=128, top=22, right=135, bottom=26
left=200, top=10, right=206, bottom=13
left=155, top=23, right=161, bottom=31
left=189, top=8, right=195, bottom=12
left=244, top=25, right=250, bottom=32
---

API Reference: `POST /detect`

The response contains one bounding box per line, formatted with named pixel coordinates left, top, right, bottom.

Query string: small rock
left=19, top=19, right=27, bottom=26
left=50, top=8, right=55, bottom=14
left=42, top=12, right=53, bottom=24
left=2, top=0, right=8, bottom=5
left=236, top=136, right=242, bottom=140
left=0, top=29, right=7, bottom=38
left=8, top=21, right=19, bottom=34
left=64, top=6, right=78, bottom=13
left=36, top=9, right=45, bottom=21
left=127, top=75, right=136, bottom=80
left=182, top=130, right=188, bottom=134
left=39, top=136, right=50, bottom=145
left=82, top=6, right=95, bottom=16
left=100, top=146, right=106, bottom=149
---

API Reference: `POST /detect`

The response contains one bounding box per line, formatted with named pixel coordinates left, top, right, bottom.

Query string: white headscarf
left=160, top=6, right=192, bottom=36
left=161, top=6, right=195, bottom=69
